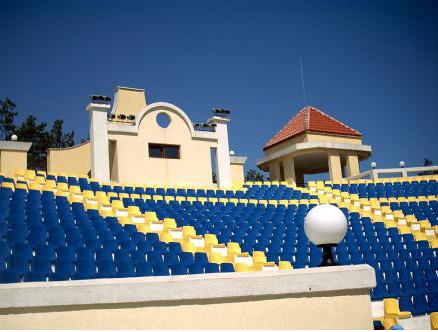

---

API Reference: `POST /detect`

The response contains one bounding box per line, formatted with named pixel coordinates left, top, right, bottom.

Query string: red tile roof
left=263, top=106, right=362, bottom=150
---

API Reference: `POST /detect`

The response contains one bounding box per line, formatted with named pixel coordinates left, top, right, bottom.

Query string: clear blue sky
left=1, top=0, right=437, bottom=178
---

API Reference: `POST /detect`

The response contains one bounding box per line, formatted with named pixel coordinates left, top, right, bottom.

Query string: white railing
left=345, top=165, right=438, bottom=180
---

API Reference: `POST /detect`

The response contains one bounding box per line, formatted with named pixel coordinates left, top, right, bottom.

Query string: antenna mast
left=299, top=57, right=307, bottom=106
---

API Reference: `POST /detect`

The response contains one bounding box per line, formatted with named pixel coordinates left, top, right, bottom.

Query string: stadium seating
left=0, top=170, right=437, bottom=320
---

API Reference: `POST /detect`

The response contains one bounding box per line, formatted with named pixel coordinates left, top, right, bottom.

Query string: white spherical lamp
left=11, top=134, right=17, bottom=141
left=229, top=150, right=235, bottom=156
left=371, top=162, right=377, bottom=169
left=304, top=204, right=348, bottom=266
left=399, top=161, right=405, bottom=168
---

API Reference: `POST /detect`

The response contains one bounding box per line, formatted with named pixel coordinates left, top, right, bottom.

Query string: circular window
left=156, top=112, right=171, bottom=128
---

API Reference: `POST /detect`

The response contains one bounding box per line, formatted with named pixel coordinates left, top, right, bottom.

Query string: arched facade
left=84, top=86, right=246, bottom=188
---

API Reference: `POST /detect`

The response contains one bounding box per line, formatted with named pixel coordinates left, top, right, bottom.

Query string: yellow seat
left=182, top=226, right=196, bottom=239
left=208, top=252, right=223, bottom=264
left=431, top=312, right=438, bottom=330
left=252, top=251, right=267, bottom=264
left=204, top=234, right=218, bottom=246
left=163, top=218, right=177, bottom=229
left=226, top=242, right=241, bottom=255
left=384, top=298, right=411, bottom=319
left=128, top=206, right=141, bottom=215
left=234, top=263, right=250, bottom=272
left=383, top=316, right=398, bottom=330
left=144, top=211, right=158, bottom=221
left=111, top=200, right=124, bottom=209
left=136, top=223, right=151, bottom=234
left=278, top=261, right=292, bottom=270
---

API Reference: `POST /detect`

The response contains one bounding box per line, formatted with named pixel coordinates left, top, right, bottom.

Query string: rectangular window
left=148, top=143, right=180, bottom=159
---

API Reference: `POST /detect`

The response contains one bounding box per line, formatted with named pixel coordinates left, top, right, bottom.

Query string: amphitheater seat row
left=1, top=170, right=438, bottom=317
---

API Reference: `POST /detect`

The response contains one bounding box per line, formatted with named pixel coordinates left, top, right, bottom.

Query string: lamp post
left=304, top=204, right=348, bottom=267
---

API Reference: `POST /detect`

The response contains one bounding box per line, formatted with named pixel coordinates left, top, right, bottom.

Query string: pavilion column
left=328, top=153, right=343, bottom=183
left=295, top=170, right=304, bottom=187
left=346, top=154, right=360, bottom=178
left=268, top=161, right=281, bottom=181
left=87, top=102, right=111, bottom=182
left=283, top=156, right=296, bottom=186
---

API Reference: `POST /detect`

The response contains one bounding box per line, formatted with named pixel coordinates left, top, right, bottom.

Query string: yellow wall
left=305, top=133, right=362, bottom=145
left=230, top=163, right=245, bottom=185
left=0, top=293, right=373, bottom=329
left=109, top=108, right=217, bottom=187
left=0, top=150, right=27, bottom=177
left=111, top=87, right=147, bottom=117
left=47, top=141, right=91, bottom=176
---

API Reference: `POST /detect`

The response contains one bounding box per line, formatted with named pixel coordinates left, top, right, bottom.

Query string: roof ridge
left=310, top=107, right=362, bottom=136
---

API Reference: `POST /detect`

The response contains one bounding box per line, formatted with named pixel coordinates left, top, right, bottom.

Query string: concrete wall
left=47, top=141, right=91, bottom=176
left=0, top=265, right=376, bottom=330
left=111, top=86, right=147, bottom=117
left=0, top=149, right=27, bottom=177
left=108, top=107, right=217, bottom=187
left=230, top=162, right=245, bottom=185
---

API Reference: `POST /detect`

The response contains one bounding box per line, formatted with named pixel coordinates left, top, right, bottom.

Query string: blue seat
left=137, top=240, right=152, bottom=254
left=76, top=247, right=94, bottom=261
left=53, top=259, right=74, bottom=277
left=399, top=280, right=414, bottom=296
left=146, top=251, right=164, bottom=264
left=170, top=263, right=188, bottom=275
left=102, top=238, right=118, bottom=252
left=114, top=249, right=131, bottom=263
left=24, top=271, right=47, bottom=282
left=220, top=263, right=234, bottom=273
left=152, top=262, right=170, bottom=276
left=56, top=246, right=74, bottom=261
left=187, top=263, right=204, bottom=274
left=0, top=270, right=21, bottom=283
left=34, top=244, right=56, bottom=262
left=164, top=252, right=179, bottom=265
left=8, top=255, right=30, bottom=275
left=152, top=241, right=168, bottom=254
left=204, top=263, right=220, bottom=273
left=179, top=252, right=195, bottom=266
left=12, top=243, right=33, bottom=261
left=413, top=281, right=428, bottom=294
left=96, top=260, right=116, bottom=278
left=411, top=294, right=429, bottom=315
left=131, top=251, right=146, bottom=264
left=135, top=262, right=153, bottom=277
left=73, top=259, right=96, bottom=280
left=31, top=257, right=52, bottom=274
left=429, top=292, right=438, bottom=312
left=146, top=233, right=159, bottom=244
left=119, top=240, right=136, bottom=253
left=96, top=248, right=113, bottom=263
left=116, top=261, right=135, bottom=278
left=194, top=252, right=209, bottom=266
left=168, top=242, right=182, bottom=254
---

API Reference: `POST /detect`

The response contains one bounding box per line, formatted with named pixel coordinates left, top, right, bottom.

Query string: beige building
left=48, top=86, right=247, bottom=188
left=258, top=106, right=372, bottom=185
left=0, top=141, right=32, bottom=177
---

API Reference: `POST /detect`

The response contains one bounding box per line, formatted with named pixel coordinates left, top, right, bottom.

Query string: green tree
left=418, top=158, right=438, bottom=175
left=48, top=120, right=75, bottom=148
left=245, top=169, right=266, bottom=182
left=15, top=116, right=49, bottom=170
left=0, top=98, right=18, bottom=140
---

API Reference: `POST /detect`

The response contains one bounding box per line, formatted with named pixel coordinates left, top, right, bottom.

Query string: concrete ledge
left=230, top=156, right=248, bottom=165
left=258, top=141, right=372, bottom=167
left=0, top=141, right=32, bottom=152
left=0, top=264, right=375, bottom=310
